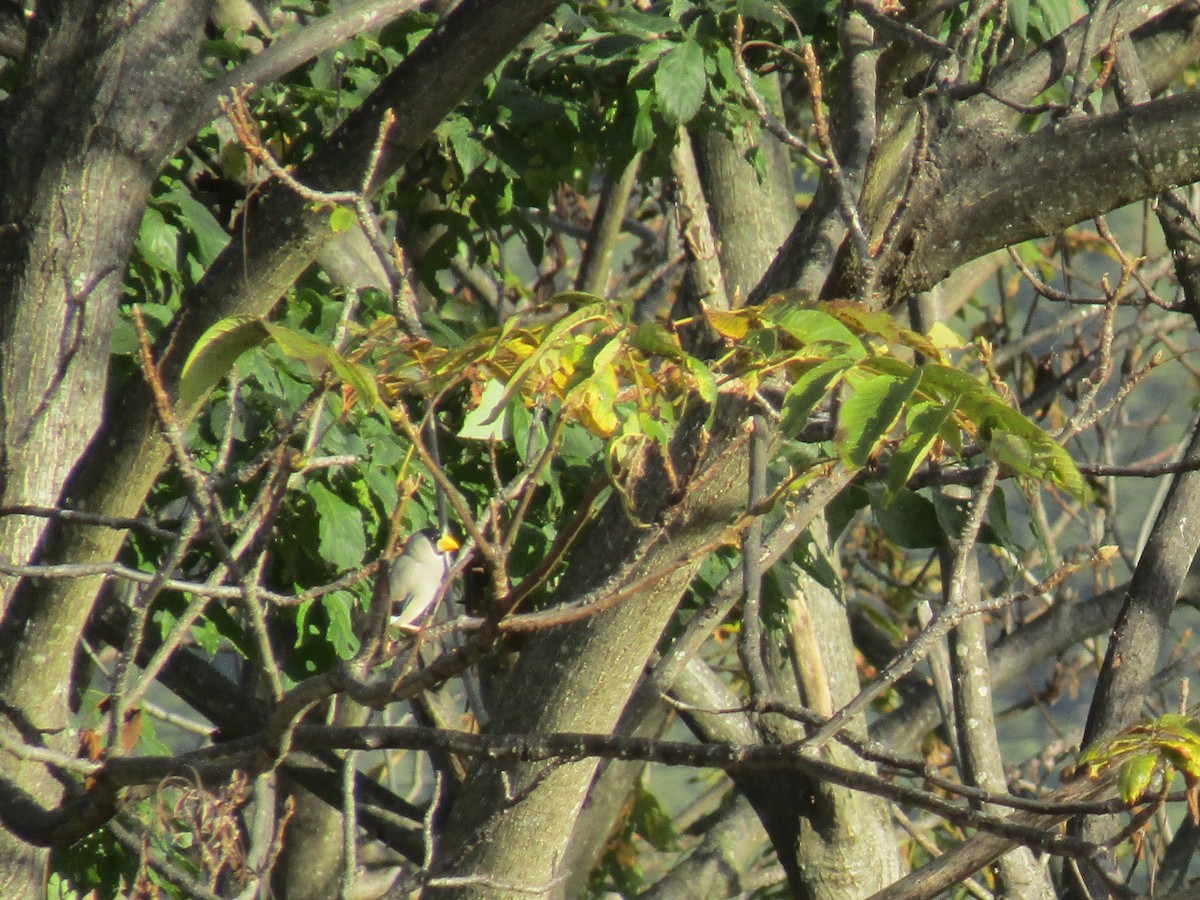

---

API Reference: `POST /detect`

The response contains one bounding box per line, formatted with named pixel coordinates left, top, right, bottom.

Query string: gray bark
left=0, top=4, right=212, bottom=891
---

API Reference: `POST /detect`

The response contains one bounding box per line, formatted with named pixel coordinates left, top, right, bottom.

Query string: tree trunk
left=0, top=4, right=210, bottom=891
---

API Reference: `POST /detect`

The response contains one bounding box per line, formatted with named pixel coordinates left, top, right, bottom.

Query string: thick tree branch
left=888, top=91, right=1200, bottom=298
left=175, top=0, right=421, bottom=144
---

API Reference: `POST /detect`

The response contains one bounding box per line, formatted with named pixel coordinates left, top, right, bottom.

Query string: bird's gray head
left=387, top=528, right=462, bottom=631
left=409, top=527, right=459, bottom=562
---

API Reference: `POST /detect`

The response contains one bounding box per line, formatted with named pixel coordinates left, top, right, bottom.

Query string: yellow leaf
left=704, top=308, right=750, bottom=340
left=927, top=322, right=966, bottom=350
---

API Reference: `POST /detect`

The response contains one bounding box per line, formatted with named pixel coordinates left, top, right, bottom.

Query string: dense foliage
left=3, top=1, right=1200, bottom=898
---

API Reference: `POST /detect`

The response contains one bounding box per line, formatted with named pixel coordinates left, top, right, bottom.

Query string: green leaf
left=837, top=367, right=920, bottom=468
left=170, top=188, right=231, bottom=266
left=654, top=39, right=706, bottom=123
left=322, top=592, right=360, bottom=659
left=1008, top=0, right=1029, bottom=39
left=262, top=322, right=381, bottom=410
left=985, top=490, right=1018, bottom=550
left=1157, top=715, right=1200, bottom=741
left=779, top=355, right=855, bottom=435
left=827, top=483, right=869, bottom=542
left=869, top=487, right=945, bottom=549
left=929, top=489, right=1003, bottom=547
left=1040, top=0, right=1072, bottom=37
left=445, top=116, right=486, bottom=176
left=631, top=782, right=679, bottom=852
left=1118, top=753, right=1158, bottom=804
left=919, top=364, right=1088, bottom=500
left=310, top=483, right=366, bottom=570
left=632, top=88, right=655, bottom=153
left=112, top=303, right=174, bottom=357
left=512, top=402, right=549, bottom=463
left=460, top=378, right=513, bottom=441
left=329, top=205, right=355, bottom=234
left=685, top=356, right=717, bottom=405
left=793, top=527, right=844, bottom=598
left=886, top=399, right=957, bottom=500
left=631, top=322, right=685, bottom=360
left=485, top=300, right=607, bottom=423
left=738, top=0, right=786, bottom=23
left=774, top=307, right=866, bottom=357
left=136, top=206, right=177, bottom=271
left=179, top=316, right=271, bottom=412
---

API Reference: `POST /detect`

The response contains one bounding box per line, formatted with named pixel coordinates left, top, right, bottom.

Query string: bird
left=388, top=528, right=460, bottom=631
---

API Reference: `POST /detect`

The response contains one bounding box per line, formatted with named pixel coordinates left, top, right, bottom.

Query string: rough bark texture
left=0, top=4, right=212, bottom=891
left=774, top=555, right=905, bottom=898
left=432, top=400, right=751, bottom=896
left=0, top=2, right=558, bottom=892
left=882, top=93, right=1200, bottom=299
left=691, top=80, right=795, bottom=303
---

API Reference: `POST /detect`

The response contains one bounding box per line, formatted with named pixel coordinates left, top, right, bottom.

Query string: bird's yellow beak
left=436, top=534, right=460, bottom=554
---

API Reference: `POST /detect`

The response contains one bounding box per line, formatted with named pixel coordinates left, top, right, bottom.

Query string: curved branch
left=175, top=0, right=421, bottom=142
left=889, top=91, right=1200, bottom=297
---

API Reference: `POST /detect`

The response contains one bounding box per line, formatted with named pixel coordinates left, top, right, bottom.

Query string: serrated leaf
left=779, top=356, right=854, bottom=435
left=837, top=368, right=920, bottom=468
left=322, top=592, right=360, bottom=659
left=654, top=39, right=706, bottom=123
left=309, top=483, right=366, bottom=570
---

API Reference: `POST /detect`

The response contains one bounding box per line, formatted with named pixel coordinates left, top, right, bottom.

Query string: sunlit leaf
left=654, top=39, right=706, bottom=123
left=632, top=322, right=685, bottom=360
left=779, top=355, right=854, bottom=435
left=837, top=367, right=920, bottom=468
left=322, top=593, right=360, bottom=659
left=886, top=399, right=956, bottom=499
left=773, top=306, right=865, bottom=357
left=685, top=356, right=717, bottom=405
left=179, top=316, right=271, bottom=412
left=1118, top=753, right=1158, bottom=805
left=705, top=308, right=750, bottom=340
left=263, top=323, right=380, bottom=411
left=460, top=378, right=512, bottom=441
